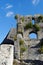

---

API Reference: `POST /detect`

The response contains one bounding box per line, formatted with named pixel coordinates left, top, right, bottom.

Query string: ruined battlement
left=15, top=14, right=43, bottom=40
left=15, top=14, right=43, bottom=23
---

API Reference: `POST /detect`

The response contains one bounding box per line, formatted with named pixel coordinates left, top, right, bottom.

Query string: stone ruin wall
left=15, top=14, right=43, bottom=60
left=17, top=14, right=43, bottom=39
left=0, top=44, right=14, bottom=65
left=0, top=14, right=43, bottom=65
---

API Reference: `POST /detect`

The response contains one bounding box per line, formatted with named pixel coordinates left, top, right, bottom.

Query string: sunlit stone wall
left=0, top=44, right=14, bottom=65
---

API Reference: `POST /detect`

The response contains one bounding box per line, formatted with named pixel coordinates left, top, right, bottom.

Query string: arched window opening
left=29, top=33, right=38, bottom=39
left=32, top=20, right=35, bottom=25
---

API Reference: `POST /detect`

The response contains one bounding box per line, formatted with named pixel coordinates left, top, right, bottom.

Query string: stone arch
left=29, top=31, right=38, bottom=39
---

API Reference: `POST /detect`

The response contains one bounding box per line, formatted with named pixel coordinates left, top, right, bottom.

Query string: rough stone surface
left=15, top=15, right=43, bottom=64
left=0, top=14, right=43, bottom=65
left=0, top=44, right=14, bottom=65
left=0, top=28, right=16, bottom=65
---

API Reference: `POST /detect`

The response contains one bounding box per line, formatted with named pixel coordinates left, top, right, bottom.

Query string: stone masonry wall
left=14, top=14, right=43, bottom=61
left=0, top=44, right=14, bottom=65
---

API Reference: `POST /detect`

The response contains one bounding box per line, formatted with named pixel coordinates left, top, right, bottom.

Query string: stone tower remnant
left=0, top=14, right=43, bottom=65
left=14, top=14, right=43, bottom=61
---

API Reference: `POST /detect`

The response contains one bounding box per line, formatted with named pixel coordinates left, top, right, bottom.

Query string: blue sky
left=0, top=0, right=43, bottom=43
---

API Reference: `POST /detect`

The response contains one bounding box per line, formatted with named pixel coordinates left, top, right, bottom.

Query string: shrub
left=29, top=22, right=33, bottom=28
left=24, top=22, right=33, bottom=29
left=19, top=39, right=27, bottom=60
left=14, top=35, right=17, bottom=41
left=19, top=39, right=24, bottom=45
left=38, top=16, right=42, bottom=20
left=33, top=24, right=40, bottom=31
left=21, top=17, right=24, bottom=22
left=38, top=16, right=43, bottom=22
left=15, top=15, right=18, bottom=19
left=20, top=47, right=26, bottom=53
left=38, top=46, right=43, bottom=54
